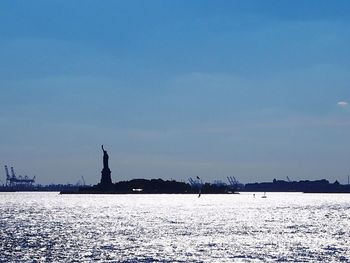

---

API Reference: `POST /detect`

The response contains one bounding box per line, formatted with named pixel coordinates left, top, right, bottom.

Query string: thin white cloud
left=337, top=101, right=348, bottom=107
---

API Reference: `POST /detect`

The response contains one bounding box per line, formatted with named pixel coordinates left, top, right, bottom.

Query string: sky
left=1, top=1, right=350, bottom=185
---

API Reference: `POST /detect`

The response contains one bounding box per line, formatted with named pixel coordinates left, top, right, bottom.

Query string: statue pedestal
left=100, top=168, right=112, bottom=188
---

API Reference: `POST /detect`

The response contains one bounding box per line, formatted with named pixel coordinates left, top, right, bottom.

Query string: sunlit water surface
left=0, top=192, right=349, bottom=262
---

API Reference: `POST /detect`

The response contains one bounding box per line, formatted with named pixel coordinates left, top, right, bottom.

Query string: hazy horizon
left=1, top=1, right=350, bottom=185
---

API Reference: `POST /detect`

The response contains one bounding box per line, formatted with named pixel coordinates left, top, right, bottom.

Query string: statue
left=100, top=145, right=112, bottom=187
left=102, top=145, right=109, bottom=169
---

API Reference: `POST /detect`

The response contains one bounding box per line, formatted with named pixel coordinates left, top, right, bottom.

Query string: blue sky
left=1, top=1, right=350, bottom=184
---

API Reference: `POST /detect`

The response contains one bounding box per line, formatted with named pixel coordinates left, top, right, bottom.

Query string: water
left=0, top=192, right=349, bottom=262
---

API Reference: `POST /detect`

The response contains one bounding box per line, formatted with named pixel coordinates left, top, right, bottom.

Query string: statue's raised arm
left=102, top=145, right=105, bottom=152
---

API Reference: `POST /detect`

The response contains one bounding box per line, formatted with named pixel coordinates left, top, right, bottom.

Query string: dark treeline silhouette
left=75, top=178, right=236, bottom=194
left=113, top=179, right=191, bottom=193
left=244, top=179, right=350, bottom=193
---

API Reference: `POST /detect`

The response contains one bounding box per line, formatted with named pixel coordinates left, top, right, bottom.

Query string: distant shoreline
left=60, top=178, right=350, bottom=194
left=2, top=178, right=350, bottom=194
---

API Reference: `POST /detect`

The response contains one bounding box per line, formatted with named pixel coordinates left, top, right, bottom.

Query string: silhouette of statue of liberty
left=102, top=145, right=109, bottom=169
left=100, top=145, right=112, bottom=187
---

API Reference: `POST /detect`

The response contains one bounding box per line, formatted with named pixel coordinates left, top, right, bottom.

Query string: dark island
left=61, top=145, right=238, bottom=194
left=66, top=178, right=238, bottom=194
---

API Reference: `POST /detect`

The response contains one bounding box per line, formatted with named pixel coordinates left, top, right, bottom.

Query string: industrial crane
left=81, top=176, right=86, bottom=186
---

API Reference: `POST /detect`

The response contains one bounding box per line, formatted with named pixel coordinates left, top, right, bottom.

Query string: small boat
left=261, top=192, right=267, bottom=198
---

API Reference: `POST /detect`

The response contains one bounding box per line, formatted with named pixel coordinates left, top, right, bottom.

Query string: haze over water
left=1, top=192, right=349, bottom=262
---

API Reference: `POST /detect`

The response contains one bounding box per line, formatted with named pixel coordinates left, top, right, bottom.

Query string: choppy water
left=0, top=192, right=349, bottom=262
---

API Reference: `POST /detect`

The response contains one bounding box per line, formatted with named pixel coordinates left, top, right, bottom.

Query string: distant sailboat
left=261, top=192, right=267, bottom=198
